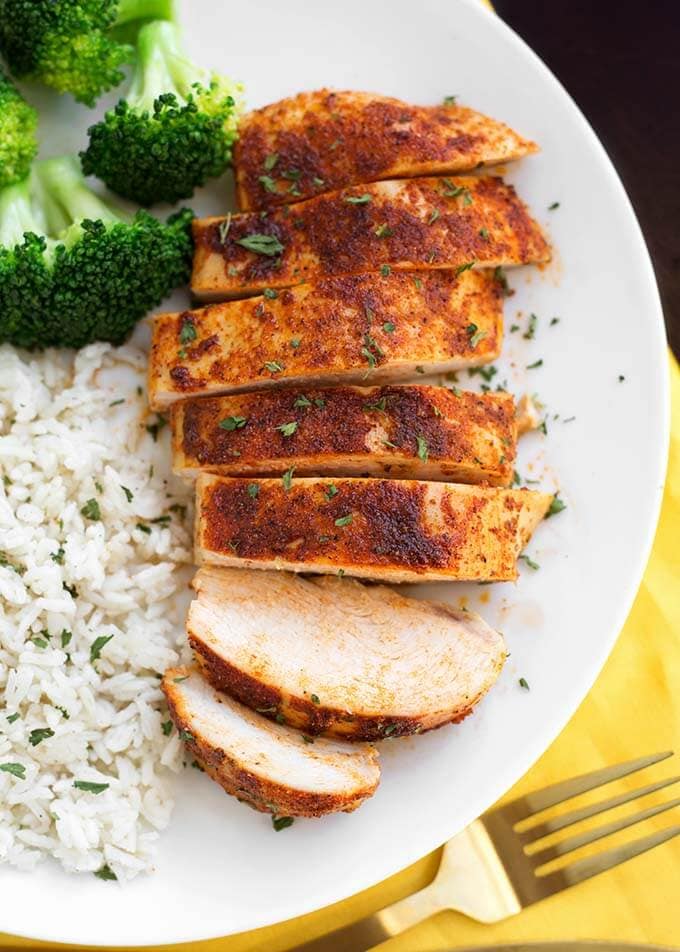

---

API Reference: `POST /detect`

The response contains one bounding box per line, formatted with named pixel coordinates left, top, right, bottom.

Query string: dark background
left=496, top=0, right=679, bottom=355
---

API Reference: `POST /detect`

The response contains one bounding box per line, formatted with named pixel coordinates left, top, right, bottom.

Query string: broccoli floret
left=0, top=69, right=38, bottom=188
left=80, top=18, right=243, bottom=205
left=0, top=155, right=193, bottom=349
left=0, top=0, right=175, bottom=106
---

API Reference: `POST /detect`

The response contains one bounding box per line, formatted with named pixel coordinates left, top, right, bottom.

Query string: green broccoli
left=0, top=69, right=38, bottom=188
left=0, top=0, right=175, bottom=106
left=80, top=18, right=243, bottom=205
left=0, top=155, right=193, bottom=349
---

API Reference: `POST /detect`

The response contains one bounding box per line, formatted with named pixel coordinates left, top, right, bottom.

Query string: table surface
left=495, top=0, right=680, bottom=355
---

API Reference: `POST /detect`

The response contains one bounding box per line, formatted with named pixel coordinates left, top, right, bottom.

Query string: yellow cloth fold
left=4, top=356, right=678, bottom=949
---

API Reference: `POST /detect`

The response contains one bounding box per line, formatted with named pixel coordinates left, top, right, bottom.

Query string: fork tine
left=530, top=796, right=680, bottom=865
left=520, top=775, right=680, bottom=844
left=504, top=751, right=673, bottom=822
left=537, top=824, right=680, bottom=893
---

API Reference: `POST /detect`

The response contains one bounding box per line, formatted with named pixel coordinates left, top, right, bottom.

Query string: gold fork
left=293, top=751, right=680, bottom=952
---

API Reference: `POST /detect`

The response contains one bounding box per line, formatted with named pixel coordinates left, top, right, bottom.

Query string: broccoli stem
left=129, top=20, right=205, bottom=113
left=34, top=157, right=122, bottom=240
left=0, top=178, right=45, bottom=248
left=115, top=0, right=177, bottom=27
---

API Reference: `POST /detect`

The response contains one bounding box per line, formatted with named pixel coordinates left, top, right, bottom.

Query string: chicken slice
left=191, top=176, right=550, bottom=301
left=188, top=566, right=507, bottom=741
left=148, top=270, right=502, bottom=411
left=234, top=89, right=538, bottom=210
left=195, top=475, right=553, bottom=583
left=162, top=667, right=380, bottom=817
left=172, top=385, right=517, bottom=486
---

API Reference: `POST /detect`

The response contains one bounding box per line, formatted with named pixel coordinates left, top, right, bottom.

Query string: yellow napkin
left=4, top=356, right=678, bottom=949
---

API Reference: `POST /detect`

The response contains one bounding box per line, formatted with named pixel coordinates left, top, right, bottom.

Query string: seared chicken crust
left=195, top=475, right=552, bottom=583
left=188, top=566, right=507, bottom=741
left=148, top=270, right=502, bottom=410
left=162, top=667, right=380, bottom=816
left=235, top=89, right=539, bottom=210
left=191, top=176, right=550, bottom=301
left=172, top=386, right=517, bottom=486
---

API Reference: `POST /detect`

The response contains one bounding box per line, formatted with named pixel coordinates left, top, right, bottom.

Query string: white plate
left=2, top=0, right=669, bottom=945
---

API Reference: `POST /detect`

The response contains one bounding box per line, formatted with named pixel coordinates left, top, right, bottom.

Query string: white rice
left=0, top=342, right=193, bottom=881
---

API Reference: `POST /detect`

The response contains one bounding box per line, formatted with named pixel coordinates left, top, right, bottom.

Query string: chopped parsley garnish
left=264, top=361, right=284, bottom=374
left=441, top=179, right=465, bottom=198
left=414, top=277, right=423, bottom=290
left=219, top=416, right=247, bottom=431
left=416, top=436, right=429, bottom=462
left=523, top=313, right=538, bottom=340
left=0, top=552, right=25, bottom=575
left=74, top=780, right=109, bottom=794
left=334, top=514, right=353, bottom=527
left=136, top=522, right=151, bottom=534
left=321, top=484, right=338, bottom=503
left=281, top=168, right=301, bottom=181
left=383, top=321, right=396, bottom=334
left=618, top=374, right=625, bottom=382
left=510, top=323, right=520, bottom=333
left=479, top=227, right=489, bottom=239
left=512, top=470, right=521, bottom=486
left=380, top=264, right=391, bottom=277
left=247, top=483, right=260, bottom=499
left=282, top=467, right=295, bottom=491
left=493, top=266, right=511, bottom=296
left=364, top=397, right=387, bottom=412
left=90, top=634, right=114, bottom=664
left=51, top=546, right=65, bottom=565
left=31, top=635, right=48, bottom=649
left=0, top=763, right=26, bottom=779
left=344, top=193, right=372, bottom=204
left=374, top=222, right=393, bottom=238
left=442, top=95, right=458, bottom=105
left=428, top=209, right=440, bottom=225
left=526, top=359, right=543, bottom=369
left=466, top=324, right=487, bottom=349
left=6, top=713, right=20, bottom=724
left=310, top=694, right=320, bottom=705
left=179, top=317, right=197, bottom=345
left=80, top=498, right=101, bottom=521
left=301, top=735, right=315, bottom=744
left=179, top=730, right=194, bottom=742
left=550, top=317, right=560, bottom=326
left=94, top=864, right=117, bottom=881
left=277, top=421, right=298, bottom=437
left=545, top=494, right=566, bottom=518
left=548, top=201, right=560, bottom=210
left=258, top=174, right=277, bottom=193
left=236, top=234, right=285, bottom=257
left=161, top=720, right=173, bottom=736
left=294, top=395, right=312, bottom=408
left=290, top=338, right=301, bottom=348
left=63, top=581, right=78, bottom=598
left=415, top=365, right=426, bottom=374
left=173, top=675, right=189, bottom=683
left=28, top=728, right=54, bottom=747
left=272, top=815, right=294, bottom=832
left=109, top=398, right=125, bottom=407
left=361, top=347, right=377, bottom=369
left=519, top=554, right=540, bottom=570
left=313, top=177, right=325, bottom=186
left=456, top=261, right=475, bottom=276
left=218, top=213, right=232, bottom=244
left=519, top=677, right=530, bottom=690
left=263, top=152, right=279, bottom=171
left=121, top=486, right=133, bottom=503
left=263, top=288, right=278, bottom=299
left=146, top=416, right=167, bottom=442
left=383, top=439, right=398, bottom=449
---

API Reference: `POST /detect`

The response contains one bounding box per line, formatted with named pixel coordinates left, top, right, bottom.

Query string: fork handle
left=290, top=881, right=444, bottom=952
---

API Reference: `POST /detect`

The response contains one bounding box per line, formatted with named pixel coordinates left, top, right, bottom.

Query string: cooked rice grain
left=0, top=343, right=193, bottom=880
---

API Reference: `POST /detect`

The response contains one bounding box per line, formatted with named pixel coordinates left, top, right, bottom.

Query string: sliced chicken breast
left=191, top=176, right=550, bottom=301
left=172, top=385, right=517, bottom=486
left=195, top=475, right=553, bottom=583
left=148, top=270, right=502, bottom=410
left=162, top=667, right=380, bottom=816
left=234, top=89, right=538, bottom=211
left=188, top=566, right=507, bottom=741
